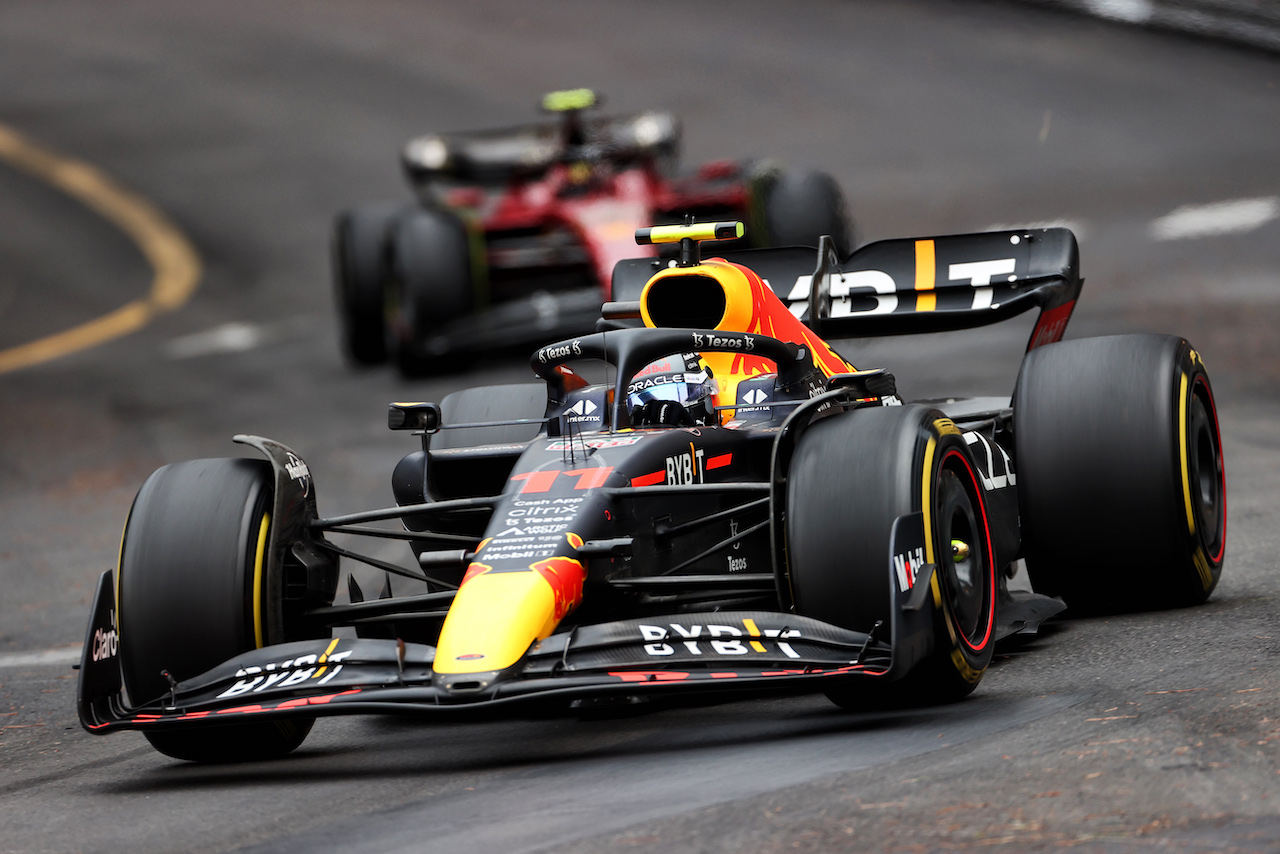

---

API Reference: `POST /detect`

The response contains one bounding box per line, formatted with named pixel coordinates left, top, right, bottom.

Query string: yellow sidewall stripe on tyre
left=923, top=418, right=961, bottom=581
left=0, top=123, right=202, bottom=374
left=1178, top=371, right=1195, bottom=539
left=920, top=432, right=944, bottom=610
left=252, top=512, right=271, bottom=649
left=950, top=647, right=983, bottom=684
left=1179, top=370, right=1217, bottom=592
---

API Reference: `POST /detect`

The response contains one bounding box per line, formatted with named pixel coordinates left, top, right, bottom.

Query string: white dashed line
left=1150, top=197, right=1280, bottom=241
left=0, top=648, right=81, bottom=668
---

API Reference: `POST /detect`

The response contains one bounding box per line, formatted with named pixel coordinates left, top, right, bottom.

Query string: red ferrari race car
left=80, top=220, right=1225, bottom=762
left=332, top=89, right=852, bottom=374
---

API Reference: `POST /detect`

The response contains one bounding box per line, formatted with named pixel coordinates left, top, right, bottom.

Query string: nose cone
left=433, top=553, right=586, bottom=678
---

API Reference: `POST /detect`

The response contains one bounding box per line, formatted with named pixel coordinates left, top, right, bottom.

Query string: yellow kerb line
left=0, top=123, right=202, bottom=374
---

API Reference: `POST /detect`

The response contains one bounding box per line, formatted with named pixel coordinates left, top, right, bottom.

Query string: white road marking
left=1085, top=0, right=1154, bottom=23
left=1150, top=197, right=1280, bottom=241
left=0, top=647, right=81, bottom=668
left=165, top=321, right=263, bottom=359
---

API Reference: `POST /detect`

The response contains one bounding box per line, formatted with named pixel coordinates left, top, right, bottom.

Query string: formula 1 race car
left=80, top=220, right=1226, bottom=762
left=332, top=89, right=851, bottom=374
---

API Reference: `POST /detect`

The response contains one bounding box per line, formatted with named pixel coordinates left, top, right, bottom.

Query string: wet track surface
left=2, top=1, right=1280, bottom=851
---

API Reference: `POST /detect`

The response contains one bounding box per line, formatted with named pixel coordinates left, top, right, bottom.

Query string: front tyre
left=1014, top=334, right=1226, bottom=612
left=787, top=406, right=997, bottom=708
left=118, top=458, right=313, bottom=762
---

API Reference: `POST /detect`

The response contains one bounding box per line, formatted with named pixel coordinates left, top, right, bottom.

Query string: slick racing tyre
left=117, top=458, right=314, bottom=762
left=1014, top=334, right=1226, bottom=612
left=752, top=169, right=854, bottom=255
left=787, top=406, right=997, bottom=708
left=332, top=202, right=401, bottom=366
left=388, top=208, right=476, bottom=377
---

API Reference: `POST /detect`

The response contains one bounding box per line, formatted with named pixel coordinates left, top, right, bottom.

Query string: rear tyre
left=753, top=169, right=854, bottom=255
left=388, top=208, right=476, bottom=377
left=118, top=458, right=313, bottom=762
left=331, top=202, right=401, bottom=366
left=787, top=406, right=997, bottom=709
left=1014, top=335, right=1226, bottom=612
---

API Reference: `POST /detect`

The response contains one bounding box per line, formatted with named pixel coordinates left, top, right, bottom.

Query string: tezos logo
left=539, top=339, right=583, bottom=363
left=691, top=332, right=753, bottom=351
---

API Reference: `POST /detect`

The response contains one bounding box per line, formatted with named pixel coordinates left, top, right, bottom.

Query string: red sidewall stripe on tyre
left=940, top=447, right=996, bottom=653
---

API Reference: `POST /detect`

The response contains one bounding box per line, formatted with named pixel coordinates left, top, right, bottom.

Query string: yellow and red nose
left=433, top=556, right=586, bottom=676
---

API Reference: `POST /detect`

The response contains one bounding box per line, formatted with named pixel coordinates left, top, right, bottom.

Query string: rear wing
left=402, top=110, right=680, bottom=186
left=611, top=228, right=1082, bottom=352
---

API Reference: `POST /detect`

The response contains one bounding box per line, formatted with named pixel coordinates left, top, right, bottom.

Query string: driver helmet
left=627, top=353, right=718, bottom=427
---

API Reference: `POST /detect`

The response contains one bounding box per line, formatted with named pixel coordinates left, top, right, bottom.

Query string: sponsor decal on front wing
left=217, top=643, right=354, bottom=699
left=285, top=452, right=311, bottom=497
left=638, top=618, right=802, bottom=659
left=91, top=611, right=118, bottom=662
left=894, top=546, right=926, bottom=592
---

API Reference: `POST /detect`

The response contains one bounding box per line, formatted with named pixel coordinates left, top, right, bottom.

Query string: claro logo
left=92, top=611, right=118, bottom=662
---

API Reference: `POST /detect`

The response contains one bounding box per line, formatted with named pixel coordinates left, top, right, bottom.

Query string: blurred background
left=2, top=1, right=1279, bottom=851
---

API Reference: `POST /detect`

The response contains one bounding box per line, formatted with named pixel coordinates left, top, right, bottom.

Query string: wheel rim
left=935, top=451, right=994, bottom=651
left=1188, top=377, right=1226, bottom=561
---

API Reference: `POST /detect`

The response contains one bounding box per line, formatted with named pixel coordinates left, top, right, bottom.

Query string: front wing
left=78, top=529, right=939, bottom=734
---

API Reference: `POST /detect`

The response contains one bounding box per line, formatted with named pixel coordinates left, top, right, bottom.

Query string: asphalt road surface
left=3, top=1, right=1280, bottom=851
